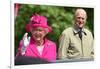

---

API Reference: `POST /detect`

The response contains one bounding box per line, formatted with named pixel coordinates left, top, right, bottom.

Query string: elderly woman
left=16, top=14, right=56, bottom=63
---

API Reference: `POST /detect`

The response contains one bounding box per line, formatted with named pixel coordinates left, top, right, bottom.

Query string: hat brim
left=25, top=23, right=52, bottom=33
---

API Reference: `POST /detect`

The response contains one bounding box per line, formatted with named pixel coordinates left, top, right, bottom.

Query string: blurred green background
left=15, top=4, right=94, bottom=55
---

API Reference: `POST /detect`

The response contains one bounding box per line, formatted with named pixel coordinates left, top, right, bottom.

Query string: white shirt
left=37, top=45, right=44, bottom=55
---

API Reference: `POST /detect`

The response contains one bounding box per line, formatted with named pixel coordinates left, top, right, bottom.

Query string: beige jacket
left=58, top=27, right=94, bottom=59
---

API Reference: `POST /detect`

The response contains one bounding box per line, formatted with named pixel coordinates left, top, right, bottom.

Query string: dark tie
left=78, top=29, right=82, bottom=40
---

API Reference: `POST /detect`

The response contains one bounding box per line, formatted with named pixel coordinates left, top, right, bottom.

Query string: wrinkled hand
left=21, top=33, right=30, bottom=55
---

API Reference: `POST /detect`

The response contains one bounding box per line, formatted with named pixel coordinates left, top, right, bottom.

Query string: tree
left=15, top=4, right=94, bottom=55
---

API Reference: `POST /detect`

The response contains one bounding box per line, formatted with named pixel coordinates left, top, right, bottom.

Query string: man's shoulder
left=63, top=27, right=73, bottom=34
left=83, top=28, right=92, bottom=34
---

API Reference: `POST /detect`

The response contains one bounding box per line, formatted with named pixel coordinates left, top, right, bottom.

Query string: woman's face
left=30, top=27, right=47, bottom=42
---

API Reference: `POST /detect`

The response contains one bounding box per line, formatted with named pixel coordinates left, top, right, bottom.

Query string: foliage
left=15, top=4, right=94, bottom=53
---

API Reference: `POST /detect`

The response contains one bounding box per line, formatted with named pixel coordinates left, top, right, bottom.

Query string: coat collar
left=73, top=26, right=87, bottom=36
left=29, top=38, right=51, bottom=57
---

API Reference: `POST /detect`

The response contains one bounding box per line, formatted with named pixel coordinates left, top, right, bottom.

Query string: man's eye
left=82, top=18, right=84, bottom=20
left=77, top=17, right=84, bottom=20
left=77, top=17, right=81, bottom=19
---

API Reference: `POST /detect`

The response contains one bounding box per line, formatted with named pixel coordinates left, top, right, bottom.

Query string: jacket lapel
left=42, top=40, right=49, bottom=57
left=29, top=44, right=41, bottom=57
left=29, top=38, right=50, bottom=57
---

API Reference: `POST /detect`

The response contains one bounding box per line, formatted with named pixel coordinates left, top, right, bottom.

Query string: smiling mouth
left=35, top=36, right=41, bottom=39
left=79, top=22, right=83, bottom=24
left=79, top=23, right=83, bottom=25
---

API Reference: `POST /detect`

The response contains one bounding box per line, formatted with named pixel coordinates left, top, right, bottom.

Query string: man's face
left=75, top=10, right=87, bottom=28
left=30, top=27, right=47, bottom=42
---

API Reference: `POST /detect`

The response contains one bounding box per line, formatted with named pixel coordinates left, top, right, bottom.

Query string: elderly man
left=58, top=8, right=94, bottom=59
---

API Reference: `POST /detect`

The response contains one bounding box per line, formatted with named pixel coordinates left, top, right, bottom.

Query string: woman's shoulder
left=45, top=39, right=56, bottom=46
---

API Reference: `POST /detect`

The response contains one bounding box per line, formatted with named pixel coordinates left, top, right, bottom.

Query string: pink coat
left=17, top=38, right=56, bottom=62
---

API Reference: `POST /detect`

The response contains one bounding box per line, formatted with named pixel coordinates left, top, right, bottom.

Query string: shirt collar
left=73, top=26, right=87, bottom=36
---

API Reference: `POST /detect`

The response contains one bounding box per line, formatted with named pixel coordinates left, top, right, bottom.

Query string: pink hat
left=25, top=14, right=52, bottom=32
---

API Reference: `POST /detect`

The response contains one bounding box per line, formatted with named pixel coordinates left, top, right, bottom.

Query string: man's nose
left=79, top=18, right=83, bottom=21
